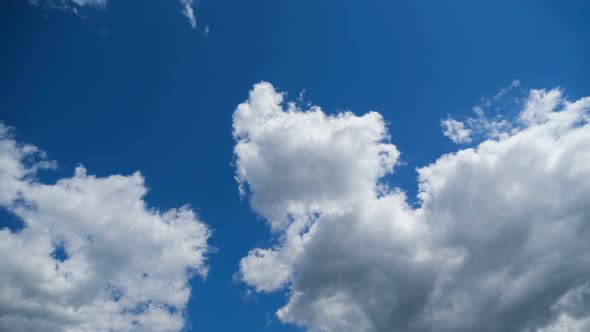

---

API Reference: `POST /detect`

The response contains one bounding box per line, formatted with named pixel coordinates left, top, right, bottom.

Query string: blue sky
left=1, top=1, right=590, bottom=332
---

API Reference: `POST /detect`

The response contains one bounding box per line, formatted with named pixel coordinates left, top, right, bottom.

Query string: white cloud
left=537, top=284, right=590, bottom=332
left=27, top=0, right=106, bottom=13
left=520, top=88, right=563, bottom=125
left=179, top=0, right=196, bottom=28
left=233, top=82, right=399, bottom=231
left=233, top=82, right=590, bottom=332
left=441, top=118, right=472, bottom=143
left=26, top=0, right=200, bottom=28
left=442, top=80, right=524, bottom=144
left=71, top=0, right=106, bottom=7
left=537, top=315, right=590, bottom=332
left=0, top=124, right=210, bottom=332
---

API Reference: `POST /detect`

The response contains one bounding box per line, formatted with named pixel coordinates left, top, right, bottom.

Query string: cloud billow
left=233, top=82, right=590, bottom=332
left=0, top=124, right=210, bottom=332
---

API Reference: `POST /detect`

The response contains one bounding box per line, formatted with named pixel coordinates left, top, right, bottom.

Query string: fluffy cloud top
left=233, top=82, right=399, bottom=231
left=179, top=0, right=197, bottom=28
left=0, top=125, right=210, bottom=332
left=234, top=82, right=590, bottom=332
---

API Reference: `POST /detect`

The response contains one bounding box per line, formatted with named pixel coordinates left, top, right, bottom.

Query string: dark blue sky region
left=1, top=1, right=589, bottom=331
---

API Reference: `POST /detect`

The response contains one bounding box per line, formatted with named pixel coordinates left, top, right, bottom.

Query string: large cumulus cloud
left=233, top=82, right=590, bottom=332
left=0, top=124, right=210, bottom=332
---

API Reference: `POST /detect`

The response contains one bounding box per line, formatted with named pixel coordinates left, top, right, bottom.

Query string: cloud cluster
left=0, top=124, right=210, bottom=332
left=233, top=82, right=590, bottom=332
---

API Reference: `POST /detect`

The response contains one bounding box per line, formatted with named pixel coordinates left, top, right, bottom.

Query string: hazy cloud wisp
left=26, top=0, right=199, bottom=28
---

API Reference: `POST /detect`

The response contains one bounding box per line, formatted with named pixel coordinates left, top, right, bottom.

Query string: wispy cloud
left=441, top=80, right=525, bottom=143
left=26, top=0, right=202, bottom=29
left=0, top=123, right=211, bottom=332
left=179, top=0, right=196, bottom=28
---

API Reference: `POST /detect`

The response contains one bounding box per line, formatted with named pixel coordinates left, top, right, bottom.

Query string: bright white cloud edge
left=233, top=82, right=590, bottom=332
left=0, top=125, right=211, bottom=332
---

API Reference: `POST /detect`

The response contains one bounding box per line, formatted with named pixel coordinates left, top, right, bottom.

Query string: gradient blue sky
left=1, top=1, right=589, bottom=331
